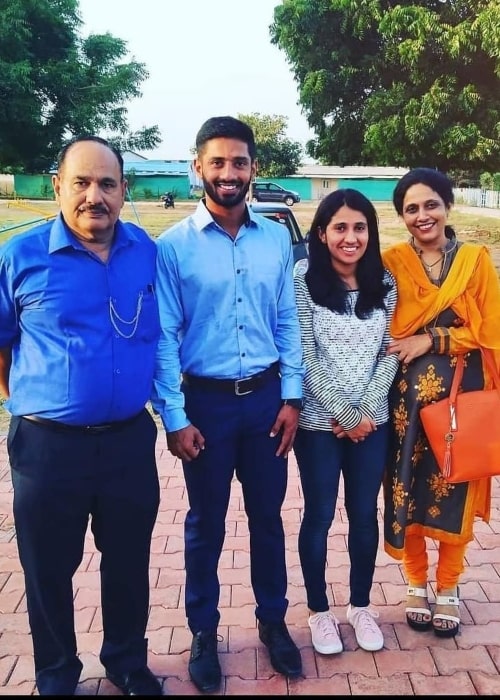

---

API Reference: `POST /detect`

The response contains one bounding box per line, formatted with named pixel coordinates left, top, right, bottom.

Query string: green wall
left=13, top=174, right=192, bottom=201
left=13, top=174, right=54, bottom=199
left=13, top=174, right=395, bottom=202
left=127, top=175, right=191, bottom=201
left=338, top=179, right=399, bottom=201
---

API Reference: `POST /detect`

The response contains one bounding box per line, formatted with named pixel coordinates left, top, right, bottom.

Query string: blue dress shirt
left=151, top=200, right=305, bottom=432
left=0, top=214, right=160, bottom=423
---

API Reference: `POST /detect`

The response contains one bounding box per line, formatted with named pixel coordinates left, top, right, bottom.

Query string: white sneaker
left=308, top=611, right=343, bottom=654
left=346, top=605, right=384, bottom=651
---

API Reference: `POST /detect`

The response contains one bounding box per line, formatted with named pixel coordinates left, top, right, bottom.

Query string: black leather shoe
left=188, top=630, right=221, bottom=693
left=258, top=621, right=302, bottom=678
left=106, top=667, right=163, bottom=695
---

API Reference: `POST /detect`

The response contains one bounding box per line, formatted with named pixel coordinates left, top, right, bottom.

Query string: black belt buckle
left=234, top=378, right=253, bottom=396
left=85, top=424, right=113, bottom=433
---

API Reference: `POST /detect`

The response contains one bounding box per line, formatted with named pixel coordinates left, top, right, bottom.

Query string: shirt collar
left=48, top=212, right=136, bottom=253
left=192, top=199, right=257, bottom=233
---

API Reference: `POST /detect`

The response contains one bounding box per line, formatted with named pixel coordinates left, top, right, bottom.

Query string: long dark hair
left=305, top=188, right=392, bottom=317
left=393, top=167, right=456, bottom=240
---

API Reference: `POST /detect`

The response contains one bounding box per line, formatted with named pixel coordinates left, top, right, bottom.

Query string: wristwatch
left=282, top=398, right=304, bottom=410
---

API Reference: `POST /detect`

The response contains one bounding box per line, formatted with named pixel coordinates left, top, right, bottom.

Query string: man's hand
left=0, top=347, right=12, bottom=399
left=270, top=404, right=300, bottom=457
left=166, top=424, right=205, bottom=462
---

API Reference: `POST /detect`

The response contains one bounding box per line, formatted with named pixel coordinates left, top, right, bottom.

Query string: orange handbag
left=419, top=349, right=500, bottom=483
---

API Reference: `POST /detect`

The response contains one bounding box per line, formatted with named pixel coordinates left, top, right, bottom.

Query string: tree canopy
left=238, top=112, right=303, bottom=177
left=270, top=0, right=500, bottom=174
left=0, top=0, right=161, bottom=172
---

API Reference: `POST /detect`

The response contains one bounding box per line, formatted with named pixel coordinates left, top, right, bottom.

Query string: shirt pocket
left=136, top=284, right=161, bottom=343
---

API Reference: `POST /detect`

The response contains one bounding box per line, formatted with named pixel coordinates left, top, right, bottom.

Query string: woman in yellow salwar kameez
left=382, top=168, right=500, bottom=638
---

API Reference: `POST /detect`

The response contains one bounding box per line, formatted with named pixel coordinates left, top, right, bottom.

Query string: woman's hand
left=387, top=334, right=432, bottom=364
left=331, top=415, right=376, bottom=443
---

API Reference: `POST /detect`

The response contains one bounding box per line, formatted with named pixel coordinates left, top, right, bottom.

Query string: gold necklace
left=421, top=254, right=444, bottom=275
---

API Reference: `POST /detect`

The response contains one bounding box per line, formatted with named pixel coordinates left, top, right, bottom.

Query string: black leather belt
left=21, top=410, right=144, bottom=434
left=182, top=362, right=280, bottom=396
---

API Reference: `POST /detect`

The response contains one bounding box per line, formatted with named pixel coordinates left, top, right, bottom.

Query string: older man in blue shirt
left=0, top=136, right=162, bottom=696
left=151, top=116, right=305, bottom=693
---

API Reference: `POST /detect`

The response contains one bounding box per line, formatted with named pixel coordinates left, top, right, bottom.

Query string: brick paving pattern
left=1, top=432, right=500, bottom=695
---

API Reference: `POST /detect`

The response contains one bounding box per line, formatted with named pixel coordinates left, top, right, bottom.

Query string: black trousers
left=7, top=410, right=160, bottom=695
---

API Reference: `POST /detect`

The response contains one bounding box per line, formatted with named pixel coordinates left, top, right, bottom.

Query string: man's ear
left=52, top=175, right=60, bottom=199
left=251, top=160, right=258, bottom=179
left=194, top=158, right=202, bottom=177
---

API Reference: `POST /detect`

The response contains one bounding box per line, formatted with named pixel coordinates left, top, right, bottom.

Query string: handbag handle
left=443, top=348, right=500, bottom=477
left=449, top=348, right=500, bottom=404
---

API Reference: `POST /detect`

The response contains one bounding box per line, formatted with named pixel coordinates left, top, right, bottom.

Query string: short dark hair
left=195, top=116, right=256, bottom=160
left=393, top=168, right=454, bottom=215
left=56, top=135, right=124, bottom=179
left=306, top=189, right=392, bottom=317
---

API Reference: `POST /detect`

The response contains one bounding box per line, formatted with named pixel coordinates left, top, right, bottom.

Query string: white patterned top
left=293, top=258, right=399, bottom=432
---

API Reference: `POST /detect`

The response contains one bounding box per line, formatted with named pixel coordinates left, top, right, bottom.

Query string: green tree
left=238, top=112, right=303, bottom=177
left=480, top=172, right=494, bottom=189
left=0, top=0, right=161, bottom=173
left=481, top=172, right=500, bottom=191
left=271, top=0, right=500, bottom=173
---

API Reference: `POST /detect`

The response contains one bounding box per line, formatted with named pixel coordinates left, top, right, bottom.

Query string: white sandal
left=405, top=585, right=432, bottom=631
left=433, top=588, right=460, bottom=638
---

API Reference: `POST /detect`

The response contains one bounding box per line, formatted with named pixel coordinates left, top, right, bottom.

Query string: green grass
left=1, top=198, right=500, bottom=432
left=2, top=198, right=500, bottom=245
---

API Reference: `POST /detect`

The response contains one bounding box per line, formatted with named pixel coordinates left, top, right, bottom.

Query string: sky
left=77, top=0, right=315, bottom=160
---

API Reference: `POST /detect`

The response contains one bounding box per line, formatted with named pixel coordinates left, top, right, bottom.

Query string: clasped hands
left=331, top=414, right=376, bottom=443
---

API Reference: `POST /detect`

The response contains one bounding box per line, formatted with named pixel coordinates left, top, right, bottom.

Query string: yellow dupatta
left=383, top=240, right=500, bottom=522
left=382, top=242, right=500, bottom=360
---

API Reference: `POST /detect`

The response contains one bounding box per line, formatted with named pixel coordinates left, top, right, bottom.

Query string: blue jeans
left=294, top=424, right=388, bottom=612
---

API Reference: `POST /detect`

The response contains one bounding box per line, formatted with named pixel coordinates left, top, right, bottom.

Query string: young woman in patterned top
left=293, top=189, right=399, bottom=655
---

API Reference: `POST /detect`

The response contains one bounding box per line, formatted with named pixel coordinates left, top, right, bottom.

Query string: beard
left=202, top=177, right=250, bottom=208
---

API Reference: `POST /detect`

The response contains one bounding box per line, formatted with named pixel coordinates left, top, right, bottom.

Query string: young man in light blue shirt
left=151, top=116, right=305, bottom=693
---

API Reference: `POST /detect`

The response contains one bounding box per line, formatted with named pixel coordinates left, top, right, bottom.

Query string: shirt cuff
left=163, top=407, right=190, bottom=433
left=428, top=327, right=450, bottom=354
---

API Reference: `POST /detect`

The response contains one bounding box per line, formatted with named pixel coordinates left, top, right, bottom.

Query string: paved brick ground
left=1, top=432, right=500, bottom=695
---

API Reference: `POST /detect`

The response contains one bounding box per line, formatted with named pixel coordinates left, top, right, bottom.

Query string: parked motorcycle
left=161, top=192, right=175, bottom=209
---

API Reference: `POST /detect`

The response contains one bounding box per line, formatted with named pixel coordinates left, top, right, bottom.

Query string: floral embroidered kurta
left=382, top=239, right=500, bottom=557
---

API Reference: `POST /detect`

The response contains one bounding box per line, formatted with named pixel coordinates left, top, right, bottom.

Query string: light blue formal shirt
left=0, top=213, right=160, bottom=423
left=151, top=200, right=305, bottom=432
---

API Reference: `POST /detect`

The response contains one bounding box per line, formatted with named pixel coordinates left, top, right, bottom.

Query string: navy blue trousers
left=294, top=424, right=388, bottom=612
left=181, top=376, right=289, bottom=634
left=8, top=410, right=160, bottom=695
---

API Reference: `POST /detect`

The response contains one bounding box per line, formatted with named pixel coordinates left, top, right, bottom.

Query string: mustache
left=78, top=205, right=108, bottom=214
